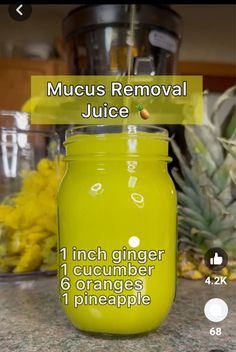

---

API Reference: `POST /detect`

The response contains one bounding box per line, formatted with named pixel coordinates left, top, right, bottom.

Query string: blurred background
left=0, top=5, right=235, bottom=351
left=0, top=4, right=235, bottom=111
left=0, top=4, right=235, bottom=274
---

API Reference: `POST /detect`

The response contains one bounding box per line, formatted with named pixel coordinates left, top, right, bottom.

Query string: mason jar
left=0, top=111, right=61, bottom=275
left=58, top=125, right=177, bottom=335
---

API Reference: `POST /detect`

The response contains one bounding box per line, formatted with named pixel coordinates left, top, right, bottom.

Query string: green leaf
left=172, top=169, right=200, bottom=201
left=187, top=125, right=224, bottom=166
left=197, top=173, right=219, bottom=194
left=210, top=215, right=235, bottom=234
left=217, top=185, right=234, bottom=207
left=178, top=226, right=191, bottom=237
left=178, top=224, right=190, bottom=234
left=177, top=193, right=200, bottom=212
left=230, top=169, right=236, bottom=186
left=212, top=153, right=233, bottom=191
left=179, top=237, right=200, bottom=247
left=227, top=200, right=236, bottom=214
left=180, top=216, right=207, bottom=232
left=195, top=229, right=217, bottom=240
left=171, top=139, right=199, bottom=192
left=179, top=206, right=207, bottom=224
left=205, top=191, right=227, bottom=217
left=210, top=85, right=236, bottom=129
left=222, top=104, right=236, bottom=139
left=185, top=126, right=217, bottom=176
left=219, top=136, right=236, bottom=158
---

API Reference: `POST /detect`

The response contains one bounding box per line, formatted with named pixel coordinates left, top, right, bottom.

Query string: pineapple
left=171, top=86, right=236, bottom=280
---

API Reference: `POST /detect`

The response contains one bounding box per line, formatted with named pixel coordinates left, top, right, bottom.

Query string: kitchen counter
left=0, top=277, right=235, bottom=352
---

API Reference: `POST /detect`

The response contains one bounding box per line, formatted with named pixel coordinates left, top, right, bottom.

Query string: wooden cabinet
left=179, top=61, right=236, bottom=92
left=0, top=58, right=67, bottom=110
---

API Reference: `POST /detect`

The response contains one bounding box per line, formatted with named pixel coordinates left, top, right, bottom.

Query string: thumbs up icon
left=210, top=252, right=223, bottom=265
left=205, top=247, right=228, bottom=270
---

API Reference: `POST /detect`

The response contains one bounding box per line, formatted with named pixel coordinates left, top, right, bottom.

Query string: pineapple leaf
left=218, top=137, right=236, bottom=158
left=210, top=215, right=235, bottom=234
left=210, top=85, right=236, bottom=131
left=179, top=237, right=201, bottom=248
left=179, top=216, right=208, bottom=232
left=178, top=222, right=191, bottom=232
left=171, top=139, right=199, bottom=192
left=217, top=185, right=234, bottom=206
left=206, top=192, right=227, bottom=216
left=185, top=126, right=217, bottom=176
left=172, top=169, right=200, bottom=200
left=177, top=193, right=201, bottom=212
left=197, top=173, right=219, bottom=194
left=203, top=91, right=215, bottom=131
left=222, top=104, right=236, bottom=139
left=230, top=169, right=236, bottom=186
left=178, top=226, right=191, bottom=237
left=224, top=233, right=236, bottom=245
left=194, top=229, right=218, bottom=240
left=212, top=153, right=234, bottom=191
left=227, top=200, right=236, bottom=214
left=187, top=125, right=224, bottom=166
left=179, top=206, right=206, bottom=223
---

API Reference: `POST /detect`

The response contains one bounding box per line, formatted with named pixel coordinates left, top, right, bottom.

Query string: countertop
left=0, top=277, right=235, bottom=352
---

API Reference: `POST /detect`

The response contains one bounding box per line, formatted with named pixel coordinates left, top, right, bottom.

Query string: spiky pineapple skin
left=177, top=251, right=236, bottom=280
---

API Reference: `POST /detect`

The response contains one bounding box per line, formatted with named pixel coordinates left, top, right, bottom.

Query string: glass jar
left=58, top=125, right=177, bottom=335
left=0, top=111, right=61, bottom=276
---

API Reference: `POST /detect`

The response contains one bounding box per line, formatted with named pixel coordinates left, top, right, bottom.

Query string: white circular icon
left=128, top=236, right=140, bottom=248
left=204, top=298, right=228, bottom=322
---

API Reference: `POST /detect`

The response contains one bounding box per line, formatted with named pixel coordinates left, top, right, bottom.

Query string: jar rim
left=65, top=124, right=169, bottom=140
left=64, top=124, right=170, bottom=162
